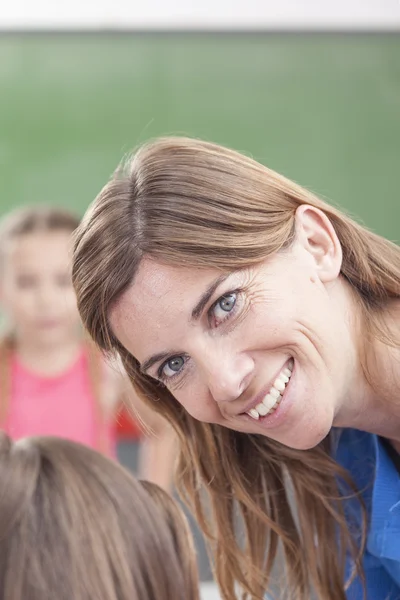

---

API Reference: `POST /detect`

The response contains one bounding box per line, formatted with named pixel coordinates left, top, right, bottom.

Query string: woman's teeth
left=246, top=359, right=294, bottom=420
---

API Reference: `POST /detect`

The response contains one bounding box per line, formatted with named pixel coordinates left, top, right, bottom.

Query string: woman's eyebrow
left=190, top=273, right=230, bottom=321
left=140, top=351, right=171, bottom=374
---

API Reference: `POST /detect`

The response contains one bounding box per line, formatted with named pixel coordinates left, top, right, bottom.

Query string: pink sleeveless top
left=3, top=349, right=116, bottom=456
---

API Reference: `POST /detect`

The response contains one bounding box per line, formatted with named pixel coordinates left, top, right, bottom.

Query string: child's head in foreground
left=0, top=432, right=199, bottom=600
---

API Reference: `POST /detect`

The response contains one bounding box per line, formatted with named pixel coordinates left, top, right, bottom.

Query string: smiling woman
left=72, top=137, right=400, bottom=600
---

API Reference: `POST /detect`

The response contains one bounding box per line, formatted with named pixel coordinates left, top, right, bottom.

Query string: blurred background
left=0, top=2, right=399, bottom=598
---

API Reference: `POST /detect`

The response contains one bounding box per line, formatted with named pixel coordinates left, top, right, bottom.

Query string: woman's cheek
left=174, top=389, right=221, bottom=424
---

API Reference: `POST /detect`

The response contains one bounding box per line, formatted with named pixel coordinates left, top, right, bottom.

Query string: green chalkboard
left=0, top=33, right=399, bottom=241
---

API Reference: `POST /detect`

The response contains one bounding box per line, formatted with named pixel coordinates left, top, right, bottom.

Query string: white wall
left=1, top=0, right=400, bottom=30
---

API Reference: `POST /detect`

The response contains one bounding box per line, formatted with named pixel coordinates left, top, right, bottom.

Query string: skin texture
left=111, top=206, right=400, bottom=450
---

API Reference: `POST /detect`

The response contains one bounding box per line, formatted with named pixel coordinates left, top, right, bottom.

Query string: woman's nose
left=197, top=345, right=254, bottom=405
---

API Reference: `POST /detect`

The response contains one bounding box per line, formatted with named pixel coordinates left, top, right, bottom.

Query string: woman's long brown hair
left=0, top=206, right=111, bottom=454
left=72, top=137, right=400, bottom=600
left=0, top=433, right=199, bottom=600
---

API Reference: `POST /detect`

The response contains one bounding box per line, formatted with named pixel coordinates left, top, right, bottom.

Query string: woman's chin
left=275, top=422, right=333, bottom=451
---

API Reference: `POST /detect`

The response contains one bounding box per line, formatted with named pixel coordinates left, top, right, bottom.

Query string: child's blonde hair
left=141, top=480, right=200, bottom=597
left=0, top=432, right=200, bottom=600
left=0, top=204, right=80, bottom=257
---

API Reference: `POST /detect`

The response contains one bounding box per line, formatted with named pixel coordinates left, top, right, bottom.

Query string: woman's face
left=110, top=207, right=358, bottom=450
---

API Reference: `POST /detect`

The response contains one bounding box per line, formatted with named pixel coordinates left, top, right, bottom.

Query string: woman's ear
left=295, top=205, right=342, bottom=283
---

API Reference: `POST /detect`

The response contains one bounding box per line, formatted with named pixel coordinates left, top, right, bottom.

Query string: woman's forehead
left=125, top=258, right=229, bottom=307
left=109, top=259, right=222, bottom=352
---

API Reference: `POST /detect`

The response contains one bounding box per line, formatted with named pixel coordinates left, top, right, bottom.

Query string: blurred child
left=0, top=432, right=199, bottom=600
left=0, top=206, right=175, bottom=486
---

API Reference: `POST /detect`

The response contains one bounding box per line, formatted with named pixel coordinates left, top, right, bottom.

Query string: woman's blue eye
left=212, top=292, right=237, bottom=322
left=167, top=357, right=184, bottom=372
left=217, top=293, right=236, bottom=312
left=161, top=356, right=185, bottom=379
